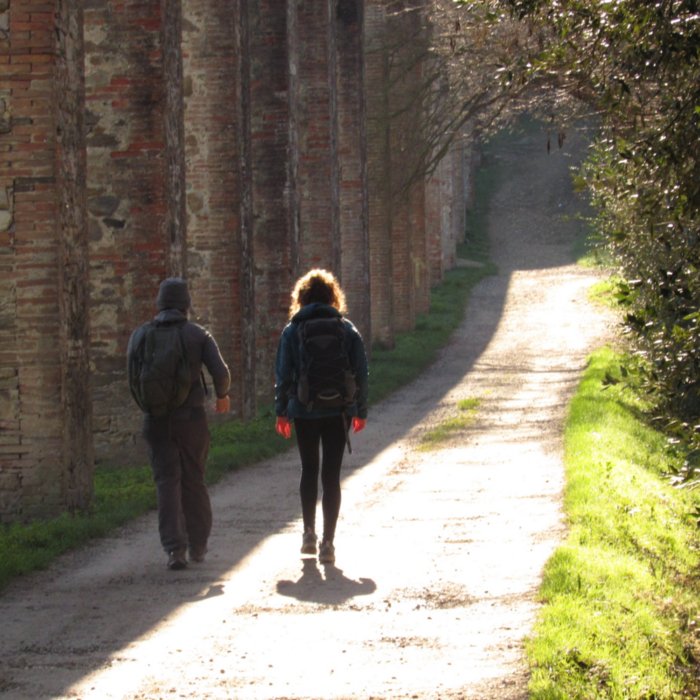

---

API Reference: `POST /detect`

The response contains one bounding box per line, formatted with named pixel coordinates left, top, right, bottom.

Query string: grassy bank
left=527, top=346, right=700, bottom=699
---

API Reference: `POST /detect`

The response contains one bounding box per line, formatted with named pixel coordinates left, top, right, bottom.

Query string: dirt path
left=0, top=122, right=614, bottom=700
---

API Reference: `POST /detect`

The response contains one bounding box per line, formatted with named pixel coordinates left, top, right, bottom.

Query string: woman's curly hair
left=289, top=268, right=347, bottom=318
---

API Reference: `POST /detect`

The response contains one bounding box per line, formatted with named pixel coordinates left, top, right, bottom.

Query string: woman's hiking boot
left=319, top=540, right=335, bottom=565
left=301, top=528, right=317, bottom=555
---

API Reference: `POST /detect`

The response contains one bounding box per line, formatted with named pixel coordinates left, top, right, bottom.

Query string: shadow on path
left=276, top=558, right=377, bottom=605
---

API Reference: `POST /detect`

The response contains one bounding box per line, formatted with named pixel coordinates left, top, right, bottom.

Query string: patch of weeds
left=588, top=276, right=624, bottom=310
left=418, top=397, right=480, bottom=450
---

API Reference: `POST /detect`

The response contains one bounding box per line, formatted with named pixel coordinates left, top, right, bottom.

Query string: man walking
left=128, top=277, right=231, bottom=570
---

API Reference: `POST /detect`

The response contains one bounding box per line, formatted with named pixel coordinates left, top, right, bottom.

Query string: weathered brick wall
left=1, top=0, right=476, bottom=521
left=0, top=0, right=92, bottom=521
left=290, top=0, right=339, bottom=272
left=181, top=0, right=245, bottom=416
left=55, top=1, right=93, bottom=510
left=246, top=0, right=294, bottom=405
left=364, top=1, right=394, bottom=348
left=83, top=1, right=171, bottom=460
left=336, top=0, right=371, bottom=341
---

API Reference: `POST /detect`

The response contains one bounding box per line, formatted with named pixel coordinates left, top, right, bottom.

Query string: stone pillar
left=247, top=0, right=293, bottom=407
left=182, top=0, right=245, bottom=415
left=84, top=1, right=170, bottom=458
left=0, top=0, right=92, bottom=520
left=289, top=0, right=339, bottom=272
left=364, top=1, right=394, bottom=347
left=335, top=0, right=370, bottom=341
left=56, top=0, right=93, bottom=511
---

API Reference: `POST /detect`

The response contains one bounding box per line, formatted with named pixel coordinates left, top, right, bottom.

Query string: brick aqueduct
left=0, top=1, right=478, bottom=522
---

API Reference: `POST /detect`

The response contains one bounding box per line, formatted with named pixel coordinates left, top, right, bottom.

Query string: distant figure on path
left=274, top=269, right=368, bottom=565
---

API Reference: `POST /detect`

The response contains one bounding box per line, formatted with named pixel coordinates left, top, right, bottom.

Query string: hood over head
left=156, top=277, right=191, bottom=312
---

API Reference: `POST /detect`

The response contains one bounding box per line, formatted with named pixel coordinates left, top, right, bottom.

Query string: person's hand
left=215, top=396, right=230, bottom=414
left=276, top=416, right=292, bottom=439
left=352, top=417, right=366, bottom=433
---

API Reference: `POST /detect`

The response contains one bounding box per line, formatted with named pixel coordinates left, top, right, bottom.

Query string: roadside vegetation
left=418, top=397, right=480, bottom=450
left=528, top=346, right=700, bottom=699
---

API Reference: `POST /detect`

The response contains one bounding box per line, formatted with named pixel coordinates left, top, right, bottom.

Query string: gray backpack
left=127, top=320, right=191, bottom=416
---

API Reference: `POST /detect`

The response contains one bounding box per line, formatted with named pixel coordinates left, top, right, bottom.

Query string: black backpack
left=127, top=320, right=191, bottom=417
left=296, top=317, right=357, bottom=410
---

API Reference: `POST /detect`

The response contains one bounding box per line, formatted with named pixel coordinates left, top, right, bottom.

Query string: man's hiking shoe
left=189, top=546, right=207, bottom=563
left=301, top=529, right=317, bottom=555
left=167, top=549, right=187, bottom=570
left=318, top=540, right=335, bottom=565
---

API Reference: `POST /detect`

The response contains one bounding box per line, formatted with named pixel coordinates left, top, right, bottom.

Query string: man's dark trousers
left=144, top=406, right=212, bottom=555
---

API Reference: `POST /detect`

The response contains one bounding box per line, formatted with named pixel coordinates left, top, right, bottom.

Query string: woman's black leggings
left=294, top=415, right=347, bottom=542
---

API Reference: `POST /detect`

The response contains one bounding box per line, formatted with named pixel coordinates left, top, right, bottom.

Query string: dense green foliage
left=499, top=0, right=700, bottom=431
left=528, top=347, right=700, bottom=699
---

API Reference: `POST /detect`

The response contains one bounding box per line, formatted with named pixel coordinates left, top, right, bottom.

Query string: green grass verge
left=527, top=346, right=700, bottom=699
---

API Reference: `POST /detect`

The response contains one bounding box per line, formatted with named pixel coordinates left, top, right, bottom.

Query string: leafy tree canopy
left=451, top=0, right=700, bottom=428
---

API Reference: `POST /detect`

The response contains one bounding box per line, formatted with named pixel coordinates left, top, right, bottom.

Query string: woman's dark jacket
left=275, top=303, right=368, bottom=420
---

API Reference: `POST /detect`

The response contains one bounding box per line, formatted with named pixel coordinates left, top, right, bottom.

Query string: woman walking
left=274, top=269, right=368, bottom=565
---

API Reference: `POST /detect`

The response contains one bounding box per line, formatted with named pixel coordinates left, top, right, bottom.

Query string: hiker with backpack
left=127, top=277, right=231, bottom=571
left=274, top=269, right=368, bottom=565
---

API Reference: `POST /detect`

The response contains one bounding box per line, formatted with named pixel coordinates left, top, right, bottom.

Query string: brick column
left=0, top=0, right=92, bottom=520
left=425, top=157, right=444, bottom=286
left=84, top=1, right=170, bottom=457
left=410, top=178, right=429, bottom=316
left=182, top=0, right=245, bottom=415
left=336, top=0, right=370, bottom=341
left=246, top=0, right=293, bottom=407
left=364, top=1, right=394, bottom=347
left=388, top=1, right=429, bottom=331
left=289, top=0, right=339, bottom=272
left=162, top=0, right=187, bottom=277
left=56, top=0, right=93, bottom=511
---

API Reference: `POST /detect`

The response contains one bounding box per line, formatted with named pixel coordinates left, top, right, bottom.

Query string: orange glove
left=352, top=417, right=366, bottom=433
left=215, top=396, right=231, bottom=414
left=276, top=416, right=292, bottom=439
